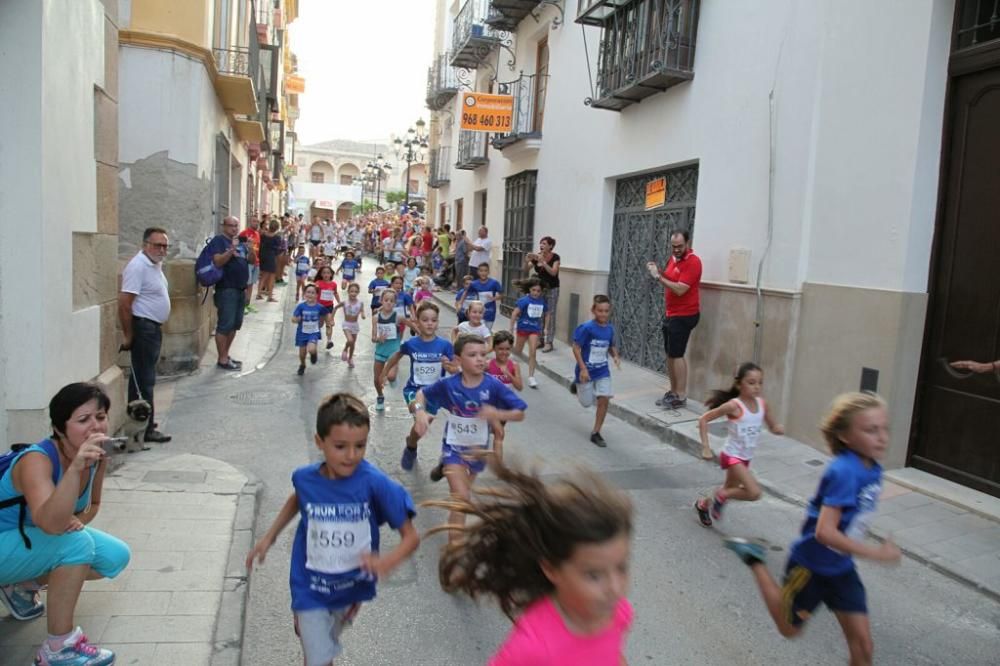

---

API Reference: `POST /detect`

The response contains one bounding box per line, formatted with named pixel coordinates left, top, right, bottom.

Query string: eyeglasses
left=145, top=241, right=170, bottom=250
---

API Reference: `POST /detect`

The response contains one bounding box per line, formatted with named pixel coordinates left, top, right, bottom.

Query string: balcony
left=576, top=0, right=631, bottom=26
left=451, top=0, right=502, bottom=69
left=213, top=46, right=259, bottom=115
left=585, top=0, right=699, bottom=111
left=455, top=131, right=489, bottom=170
left=428, top=147, right=452, bottom=188
left=426, top=54, right=459, bottom=111
left=485, top=1, right=543, bottom=30
left=491, top=73, right=546, bottom=156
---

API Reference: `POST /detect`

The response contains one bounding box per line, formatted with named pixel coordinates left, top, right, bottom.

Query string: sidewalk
left=434, top=290, right=1000, bottom=601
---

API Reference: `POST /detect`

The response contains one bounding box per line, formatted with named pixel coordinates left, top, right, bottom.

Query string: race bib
left=589, top=343, right=608, bottom=365
left=377, top=323, right=397, bottom=340
left=445, top=414, right=490, bottom=449
left=374, top=286, right=387, bottom=298
left=302, top=319, right=320, bottom=334
left=308, top=269, right=318, bottom=280
left=527, top=303, right=544, bottom=319
left=306, top=518, right=371, bottom=575
left=320, top=289, right=335, bottom=303
left=413, top=361, right=441, bottom=386
left=479, top=292, right=495, bottom=303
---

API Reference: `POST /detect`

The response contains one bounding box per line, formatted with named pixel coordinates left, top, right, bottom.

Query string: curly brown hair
left=423, top=461, right=632, bottom=620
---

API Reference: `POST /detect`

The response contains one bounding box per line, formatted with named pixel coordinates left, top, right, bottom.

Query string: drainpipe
left=753, top=89, right=776, bottom=365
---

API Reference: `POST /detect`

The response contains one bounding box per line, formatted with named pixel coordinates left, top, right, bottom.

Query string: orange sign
left=645, top=177, right=666, bottom=210
left=285, top=75, right=305, bottom=94
left=460, top=92, right=514, bottom=132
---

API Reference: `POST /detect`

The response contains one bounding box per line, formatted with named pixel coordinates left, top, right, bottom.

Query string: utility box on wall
left=728, top=248, right=751, bottom=284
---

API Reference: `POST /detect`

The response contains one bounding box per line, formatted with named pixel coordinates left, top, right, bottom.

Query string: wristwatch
left=412, top=402, right=425, bottom=412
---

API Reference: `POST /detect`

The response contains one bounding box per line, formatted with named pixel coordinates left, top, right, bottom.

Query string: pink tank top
left=488, top=359, right=515, bottom=385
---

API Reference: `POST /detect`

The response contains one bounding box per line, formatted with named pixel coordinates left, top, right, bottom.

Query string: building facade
left=117, top=0, right=299, bottom=372
left=426, top=0, right=999, bottom=496
left=0, top=0, right=125, bottom=443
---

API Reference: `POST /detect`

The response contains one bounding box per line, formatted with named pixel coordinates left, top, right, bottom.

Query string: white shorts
left=342, top=320, right=360, bottom=335
left=294, top=605, right=357, bottom=666
left=577, top=376, right=613, bottom=408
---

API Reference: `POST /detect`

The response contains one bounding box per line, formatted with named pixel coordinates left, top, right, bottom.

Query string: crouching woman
left=0, top=382, right=130, bottom=666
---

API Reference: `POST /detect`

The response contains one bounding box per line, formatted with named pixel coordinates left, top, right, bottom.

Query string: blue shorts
left=214, top=287, right=246, bottom=333
left=440, top=443, right=488, bottom=474
left=0, top=525, right=130, bottom=586
left=781, top=561, right=867, bottom=626
left=403, top=387, right=439, bottom=415
left=296, top=332, right=322, bottom=347
left=247, top=264, right=260, bottom=286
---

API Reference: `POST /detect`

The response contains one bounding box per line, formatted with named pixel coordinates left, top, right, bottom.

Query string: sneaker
left=655, top=391, right=678, bottom=407
left=569, top=383, right=578, bottom=395
left=375, top=396, right=385, bottom=412
left=245, top=304, right=258, bottom=314
left=348, top=359, right=355, bottom=369
left=400, top=445, right=417, bottom=471
left=230, top=358, right=244, bottom=368
left=297, top=364, right=305, bottom=376
left=694, top=499, right=713, bottom=527
left=711, top=493, right=726, bottom=522
left=35, top=627, right=114, bottom=666
left=429, top=462, right=445, bottom=482
left=668, top=396, right=687, bottom=410
left=527, top=376, right=538, bottom=389
left=0, top=583, right=44, bottom=621
left=723, top=537, right=767, bottom=565
left=143, top=430, right=172, bottom=444
left=275, top=279, right=287, bottom=285
left=341, top=350, right=349, bottom=362
left=310, top=351, right=318, bottom=365
left=590, top=432, right=607, bottom=448
left=326, top=341, right=334, bottom=350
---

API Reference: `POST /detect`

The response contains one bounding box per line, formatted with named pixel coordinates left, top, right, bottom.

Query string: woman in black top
left=524, top=236, right=561, bottom=352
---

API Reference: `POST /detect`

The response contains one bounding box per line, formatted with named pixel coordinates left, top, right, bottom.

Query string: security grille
left=500, top=170, right=537, bottom=315
left=607, top=164, right=698, bottom=372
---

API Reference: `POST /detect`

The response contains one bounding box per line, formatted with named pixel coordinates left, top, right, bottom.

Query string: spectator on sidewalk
left=210, top=216, right=250, bottom=371
left=468, top=226, right=493, bottom=275
left=238, top=216, right=261, bottom=311
left=525, top=236, right=561, bottom=353
left=0, top=382, right=130, bottom=665
left=258, top=219, right=280, bottom=303
left=453, top=230, right=469, bottom=287
left=647, top=230, right=702, bottom=410
left=118, top=226, right=172, bottom=443
left=436, top=224, right=451, bottom=260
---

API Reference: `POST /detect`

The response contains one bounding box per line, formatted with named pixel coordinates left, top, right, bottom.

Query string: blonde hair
left=819, top=392, right=887, bottom=455
left=466, top=300, right=485, bottom=315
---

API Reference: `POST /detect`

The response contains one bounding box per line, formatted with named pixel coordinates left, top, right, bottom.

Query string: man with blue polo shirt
left=209, top=216, right=250, bottom=370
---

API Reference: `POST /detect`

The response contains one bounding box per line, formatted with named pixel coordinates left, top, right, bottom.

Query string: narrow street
left=158, top=263, right=999, bottom=666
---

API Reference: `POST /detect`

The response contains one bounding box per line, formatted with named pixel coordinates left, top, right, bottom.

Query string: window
left=534, top=37, right=549, bottom=132
left=340, top=175, right=353, bottom=185
left=311, top=172, right=324, bottom=183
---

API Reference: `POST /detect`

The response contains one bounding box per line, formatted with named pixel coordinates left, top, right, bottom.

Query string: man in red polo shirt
left=646, top=230, right=701, bottom=409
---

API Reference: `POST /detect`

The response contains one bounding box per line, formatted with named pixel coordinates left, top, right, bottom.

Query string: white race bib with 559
left=302, top=320, right=320, bottom=334
left=445, top=414, right=489, bottom=448
left=527, top=303, right=544, bottom=319
left=413, top=361, right=440, bottom=385
left=377, top=323, right=397, bottom=340
left=306, top=519, right=371, bottom=575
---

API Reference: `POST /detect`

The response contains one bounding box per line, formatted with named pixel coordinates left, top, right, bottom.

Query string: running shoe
left=348, top=359, right=355, bottom=369
left=245, top=304, right=258, bottom=314
left=310, top=351, right=318, bottom=365
left=34, top=627, right=114, bottom=666
left=297, top=365, right=305, bottom=376
left=230, top=358, right=244, bottom=368
left=400, top=446, right=417, bottom=471
left=655, top=391, right=678, bottom=407
left=711, top=493, right=726, bottom=522
left=723, top=537, right=767, bottom=565
left=275, top=279, right=286, bottom=285
left=341, top=350, right=349, bottom=362
left=569, top=383, right=578, bottom=395
left=429, top=462, right=445, bottom=482
left=326, top=341, right=334, bottom=350
left=375, top=396, right=385, bottom=412
left=668, top=396, right=687, bottom=410
left=590, top=432, right=607, bottom=448
left=527, top=376, right=538, bottom=389
left=694, top=499, right=713, bottom=527
left=0, top=583, right=43, bottom=621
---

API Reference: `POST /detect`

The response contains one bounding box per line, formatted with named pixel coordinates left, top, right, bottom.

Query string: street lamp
left=394, top=118, right=428, bottom=210
left=366, top=154, right=391, bottom=211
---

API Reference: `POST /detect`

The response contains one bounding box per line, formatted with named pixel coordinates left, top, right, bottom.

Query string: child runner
left=292, top=284, right=327, bottom=376
left=403, top=257, right=421, bottom=293
left=453, top=301, right=492, bottom=351
left=488, top=331, right=523, bottom=391
left=322, top=238, right=337, bottom=264
left=294, top=248, right=311, bottom=300
left=330, top=283, right=366, bottom=368
left=694, top=362, right=784, bottom=526
left=455, top=274, right=474, bottom=324
left=337, top=251, right=361, bottom=292
left=571, top=294, right=621, bottom=448
left=368, top=266, right=391, bottom=312
left=509, top=278, right=547, bottom=389
left=388, top=275, right=413, bottom=338
left=460, top=263, right=502, bottom=331
left=379, top=301, right=456, bottom=471
left=314, top=266, right=341, bottom=351
left=413, top=277, right=434, bottom=305
left=246, top=393, right=420, bottom=666
left=414, top=334, right=526, bottom=536
left=372, top=289, right=402, bottom=412
left=425, top=462, right=634, bottom=665
left=723, top=392, right=900, bottom=666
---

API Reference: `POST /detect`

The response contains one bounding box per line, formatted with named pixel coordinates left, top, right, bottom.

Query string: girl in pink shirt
left=426, top=463, right=634, bottom=665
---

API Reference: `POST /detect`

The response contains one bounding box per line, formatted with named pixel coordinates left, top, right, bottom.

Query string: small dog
left=122, top=399, right=152, bottom=453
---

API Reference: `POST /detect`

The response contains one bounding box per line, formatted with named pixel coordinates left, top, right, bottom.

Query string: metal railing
left=429, top=147, right=452, bottom=187
left=426, top=53, right=459, bottom=110
left=214, top=46, right=252, bottom=77
left=453, top=0, right=499, bottom=55
left=456, top=131, right=489, bottom=169
left=493, top=73, right=547, bottom=148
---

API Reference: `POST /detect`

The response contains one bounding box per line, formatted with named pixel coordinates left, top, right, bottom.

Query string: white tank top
left=721, top=397, right=765, bottom=461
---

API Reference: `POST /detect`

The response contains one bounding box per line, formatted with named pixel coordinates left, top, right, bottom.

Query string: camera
left=103, top=437, right=128, bottom=454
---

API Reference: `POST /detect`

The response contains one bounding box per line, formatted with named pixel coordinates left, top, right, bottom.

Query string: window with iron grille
left=955, top=0, right=1000, bottom=50
left=500, top=170, right=537, bottom=314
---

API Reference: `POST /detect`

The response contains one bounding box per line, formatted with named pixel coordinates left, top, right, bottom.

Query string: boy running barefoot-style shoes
left=0, top=583, right=44, bottom=620
left=590, top=432, right=607, bottom=448
left=400, top=445, right=417, bottom=471
left=695, top=499, right=713, bottom=527
left=723, top=537, right=767, bottom=566
left=34, top=627, right=114, bottom=666
left=527, top=376, right=538, bottom=389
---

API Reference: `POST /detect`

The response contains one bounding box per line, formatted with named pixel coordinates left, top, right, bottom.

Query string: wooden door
left=455, top=198, right=464, bottom=231
left=910, top=61, right=1000, bottom=496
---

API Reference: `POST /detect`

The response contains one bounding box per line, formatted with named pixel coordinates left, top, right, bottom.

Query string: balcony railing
left=486, top=1, right=543, bottom=30
left=492, top=73, right=547, bottom=151
left=214, top=46, right=252, bottom=77
left=429, top=147, right=452, bottom=188
left=451, top=0, right=501, bottom=69
left=455, top=131, right=489, bottom=170
left=426, top=54, right=459, bottom=111
left=586, top=0, right=699, bottom=111
left=576, top=0, right=628, bottom=26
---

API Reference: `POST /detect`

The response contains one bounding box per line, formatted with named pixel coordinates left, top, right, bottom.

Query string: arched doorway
left=337, top=201, right=354, bottom=223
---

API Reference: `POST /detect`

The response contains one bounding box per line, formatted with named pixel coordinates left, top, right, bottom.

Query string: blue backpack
left=195, top=237, right=224, bottom=288
left=0, top=440, right=60, bottom=549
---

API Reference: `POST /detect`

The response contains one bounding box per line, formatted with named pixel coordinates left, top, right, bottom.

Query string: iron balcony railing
left=576, top=0, right=624, bottom=26
left=214, top=46, right=252, bottom=77
left=587, top=0, right=699, bottom=111
left=492, top=73, right=547, bottom=150
left=455, top=131, right=489, bottom=170
left=486, top=1, right=543, bottom=30
left=428, top=147, right=452, bottom=188
left=452, top=0, right=501, bottom=68
left=426, top=53, right=459, bottom=111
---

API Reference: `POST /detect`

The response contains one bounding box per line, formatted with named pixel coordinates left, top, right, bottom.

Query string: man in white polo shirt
left=468, top=225, right=492, bottom=275
left=118, top=227, right=172, bottom=443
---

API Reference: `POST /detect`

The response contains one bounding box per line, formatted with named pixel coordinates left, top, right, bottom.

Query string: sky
left=288, top=0, right=437, bottom=146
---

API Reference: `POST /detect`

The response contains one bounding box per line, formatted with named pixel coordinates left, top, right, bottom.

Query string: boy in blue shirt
left=246, top=393, right=419, bottom=666
left=723, top=393, right=900, bottom=666
left=367, top=266, right=391, bottom=312
left=337, top=250, right=361, bottom=290
left=571, top=294, right=621, bottom=448
left=292, top=284, right=329, bottom=376
left=509, top=278, right=548, bottom=389
left=459, top=263, right=502, bottom=331
left=294, top=247, right=311, bottom=301
left=413, top=333, right=526, bottom=542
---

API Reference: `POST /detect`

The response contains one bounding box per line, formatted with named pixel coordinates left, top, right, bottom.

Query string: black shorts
left=309, top=239, right=321, bottom=247
left=662, top=313, right=699, bottom=358
left=781, top=561, right=867, bottom=627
